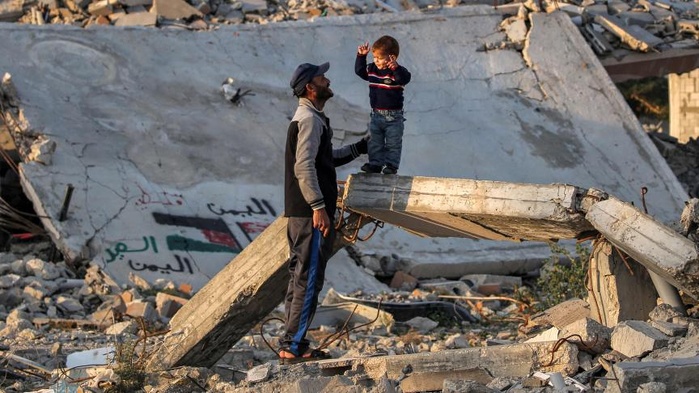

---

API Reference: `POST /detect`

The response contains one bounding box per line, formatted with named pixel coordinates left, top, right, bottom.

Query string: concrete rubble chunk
left=606, top=357, right=699, bottom=393
left=401, top=369, right=493, bottom=392
left=526, top=298, right=591, bottom=331
left=611, top=320, right=670, bottom=358
left=318, top=341, right=579, bottom=380
left=648, top=303, right=685, bottom=322
left=586, top=239, right=658, bottom=327
left=594, top=14, right=664, bottom=52
left=87, top=0, right=116, bottom=16
left=151, top=0, right=202, bottom=19
left=650, top=320, right=688, bottom=337
left=581, top=23, right=614, bottom=55
left=113, top=11, right=157, bottom=26
left=0, top=0, right=26, bottom=22
left=558, top=317, right=611, bottom=354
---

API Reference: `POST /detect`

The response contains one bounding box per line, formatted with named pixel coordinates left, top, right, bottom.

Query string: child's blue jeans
left=367, top=109, right=405, bottom=169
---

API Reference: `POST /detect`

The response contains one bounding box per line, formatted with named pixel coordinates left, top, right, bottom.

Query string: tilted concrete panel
left=0, top=7, right=687, bottom=290
left=342, top=174, right=596, bottom=242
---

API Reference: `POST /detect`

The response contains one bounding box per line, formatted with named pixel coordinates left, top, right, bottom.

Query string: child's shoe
left=361, top=163, right=382, bottom=173
left=382, top=165, right=398, bottom=175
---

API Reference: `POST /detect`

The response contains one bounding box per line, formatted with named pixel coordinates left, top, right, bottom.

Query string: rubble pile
left=647, top=129, right=699, bottom=197
left=0, top=0, right=698, bottom=61
left=2, top=244, right=699, bottom=392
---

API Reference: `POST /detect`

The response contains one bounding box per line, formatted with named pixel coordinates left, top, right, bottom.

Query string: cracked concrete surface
left=0, top=7, right=687, bottom=290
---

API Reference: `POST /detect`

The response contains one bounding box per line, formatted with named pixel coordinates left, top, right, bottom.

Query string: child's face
left=372, top=50, right=393, bottom=70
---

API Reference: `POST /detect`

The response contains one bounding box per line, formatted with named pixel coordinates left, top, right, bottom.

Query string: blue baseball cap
left=290, top=62, right=330, bottom=97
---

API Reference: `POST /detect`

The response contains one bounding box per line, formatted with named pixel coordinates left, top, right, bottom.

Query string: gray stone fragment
left=606, top=358, right=699, bottom=393
left=611, top=320, right=670, bottom=358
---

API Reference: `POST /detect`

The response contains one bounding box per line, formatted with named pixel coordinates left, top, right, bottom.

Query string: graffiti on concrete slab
left=127, top=254, right=193, bottom=275
left=152, top=212, right=243, bottom=253
left=206, top=198, right=277, bottom=217
left=237, top=221, right=271, bottom=243
left=134, top=183, right=184, bottom=208
left=105, top=236, right=158, bottom=263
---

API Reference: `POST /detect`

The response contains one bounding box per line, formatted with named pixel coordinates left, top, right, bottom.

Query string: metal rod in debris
left=58, top=184, right=74, bottom=222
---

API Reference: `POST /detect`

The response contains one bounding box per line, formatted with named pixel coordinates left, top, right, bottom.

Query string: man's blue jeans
left=368, top=110, right=405, bottom=169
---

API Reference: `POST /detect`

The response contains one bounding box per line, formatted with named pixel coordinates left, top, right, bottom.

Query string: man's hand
left=358, top=42, right=370, bottom=56
left=354, top=135, right=369, bottom=155
left=313, top=208, right=331, bottom=237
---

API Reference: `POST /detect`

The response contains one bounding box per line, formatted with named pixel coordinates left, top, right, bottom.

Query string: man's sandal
left=278, top=348, right=331, bottom=365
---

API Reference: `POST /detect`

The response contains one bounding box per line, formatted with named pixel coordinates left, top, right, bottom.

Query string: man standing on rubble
left=280, top=62, right=368, bottom=363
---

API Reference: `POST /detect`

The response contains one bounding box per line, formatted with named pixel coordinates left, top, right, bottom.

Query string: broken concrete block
left=525, top=326, right=560, bottom=343
left=25, top=258, right=61, bottom=280
left=0, top=0, right=25, bottom=22
left=650, top=320, right=688, bottom=337
left=586, top=239, right=657, bottom=327
left=155, top=291, right=188, bottom=319
left=390, top=270, right=418, bottom=291
left=558, top=317, right=611, bottom=354
left=606, top=357, right=699, bottom=393
left=246, top=363, right=271, bottom=383
left=583, top=4, right=610, bottom=18
left=125, top=300, right=156, bottom=321
left=56, top=296, right=84, bottom=315
left=151, top=0, right=203, bottom=20
left=581, top=23, right=614, bottom=55
left=87, top=0, right=115, bottom=16
left=617, top=10, right=656, bottom=27
left=240, top=0, right=267, bottom=14
left=503, top=17, right=527, bottom=44
left=104, top=320, right=138, bottom=335
left=649, top=303, right=685, bottom=323
left=526, top=298, right=591, bottom=332
left=27, top=137, right=56, bottom=166
left=405, top=316, right=438, bottom=333
left=594, top=14, right=664, bottom=52
left=611, top=320, right=670, bottom=358
left=114, top=11, right=157, bottom=26
left=607, top=0, right=631, bottom=14
left=402, top=369, right=493, bottom=393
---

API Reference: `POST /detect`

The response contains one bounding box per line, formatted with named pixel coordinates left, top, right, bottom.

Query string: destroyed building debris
left=2, top=175, right=699, bottom=392
left=1, top=0, right=699, bottom=391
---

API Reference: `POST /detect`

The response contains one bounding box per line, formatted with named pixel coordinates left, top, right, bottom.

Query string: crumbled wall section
left=669, top=70, right=699, bottom=144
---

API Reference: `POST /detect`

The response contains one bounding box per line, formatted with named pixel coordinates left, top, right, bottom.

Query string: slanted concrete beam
left=584, top=197, right=699, bottom=299
left=342, top=174, right=595, bottom=242
left=146, top=213, right=369, bottom=370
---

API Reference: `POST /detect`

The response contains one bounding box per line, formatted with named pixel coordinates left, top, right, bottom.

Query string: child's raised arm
left=357, top=42, right=370, bottom=56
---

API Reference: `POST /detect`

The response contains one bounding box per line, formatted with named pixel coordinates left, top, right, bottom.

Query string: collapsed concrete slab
left=0, top=7, right=687, bottom=293
left=342, top=175, right=597, bottom=242
left=584, top=196, right=699, bottom=299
